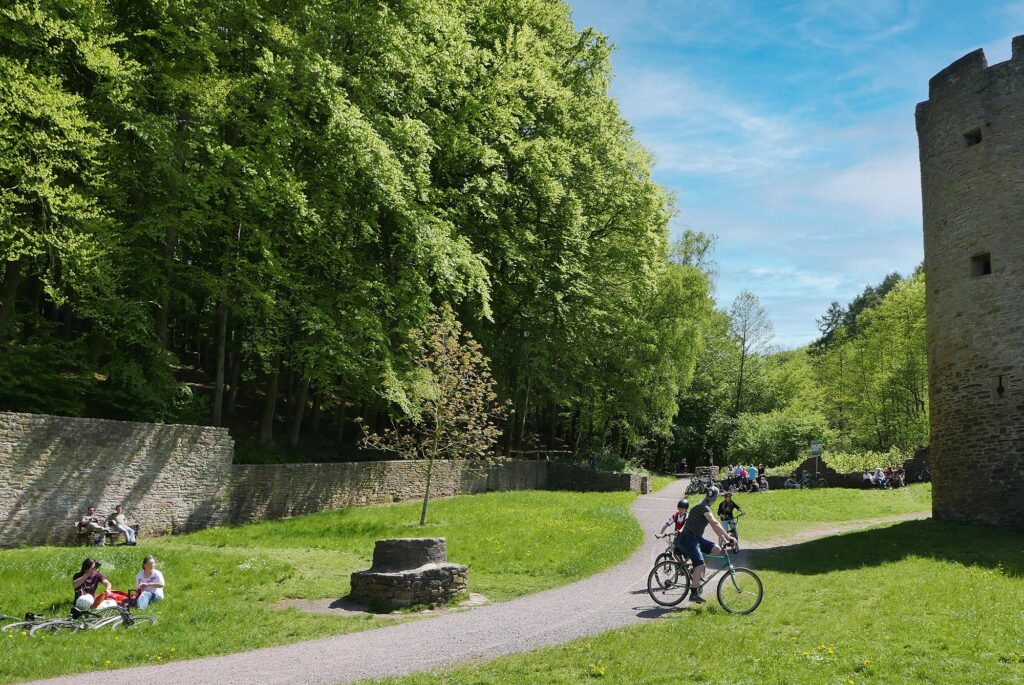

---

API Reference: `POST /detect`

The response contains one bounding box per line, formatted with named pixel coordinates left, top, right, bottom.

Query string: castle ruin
left=916, top=36, right=1024, bottom=530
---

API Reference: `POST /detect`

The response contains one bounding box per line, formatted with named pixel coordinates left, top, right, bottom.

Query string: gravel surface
left=32, top=483, right=929, bottom=685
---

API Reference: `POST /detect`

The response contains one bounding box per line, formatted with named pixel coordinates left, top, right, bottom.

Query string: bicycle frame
left=690, top=547, right=740, bottom=593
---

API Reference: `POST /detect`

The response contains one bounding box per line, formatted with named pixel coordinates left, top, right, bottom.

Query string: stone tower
left=916, top=36, right=1024, bottom=530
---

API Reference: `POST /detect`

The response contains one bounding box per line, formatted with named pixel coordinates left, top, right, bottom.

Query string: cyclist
left=717, top=491, right=744, bottom=540
left=658, top=499, right=689, bottom=563
left=674, top=486, right=736, bottom=604
left=659, top=499, right=689, bottom=537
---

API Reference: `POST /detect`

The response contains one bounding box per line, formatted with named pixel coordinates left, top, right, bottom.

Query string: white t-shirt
left=136, top=569, right=165, bottom=595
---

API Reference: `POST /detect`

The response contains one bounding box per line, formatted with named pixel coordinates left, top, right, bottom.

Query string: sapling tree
left=362, top=306, right=508, bottom=525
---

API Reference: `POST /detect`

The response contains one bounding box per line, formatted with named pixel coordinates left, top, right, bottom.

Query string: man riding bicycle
left=674, top=486, right=736, bottom=604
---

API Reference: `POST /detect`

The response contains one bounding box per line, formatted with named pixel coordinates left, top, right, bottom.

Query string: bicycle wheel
left=111, top=614, right=157, bottom=630
left=654, top=552, right=673, bottom=567
left=29, top=620, right=79, bottom=637
left=1, top=621, right=36, bottom=633
left=717, top=567, right=763, bottom=614
left=647, top=560, right=690, bottom=606
left=783, top=479, right=798, bottom=489
left=815, top=478, right=828, bottom=489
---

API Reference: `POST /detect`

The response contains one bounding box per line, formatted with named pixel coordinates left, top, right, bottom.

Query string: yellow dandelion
left=863, top=659, right=872, bottom=665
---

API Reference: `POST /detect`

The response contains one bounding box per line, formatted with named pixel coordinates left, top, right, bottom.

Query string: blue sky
left=567, top=0, right=1022, bottom=347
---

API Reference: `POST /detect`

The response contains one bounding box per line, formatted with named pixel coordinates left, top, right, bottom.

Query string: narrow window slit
left=964, top=128, right=983, bottom=146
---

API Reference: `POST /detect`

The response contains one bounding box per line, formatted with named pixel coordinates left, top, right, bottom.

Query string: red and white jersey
left=664, top=512, right=687, bottom=532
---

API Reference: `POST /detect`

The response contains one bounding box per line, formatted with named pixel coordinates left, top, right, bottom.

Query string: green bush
left=766, top=446, right=913, bottom=476
left=727, top=406, right=832, bottom=466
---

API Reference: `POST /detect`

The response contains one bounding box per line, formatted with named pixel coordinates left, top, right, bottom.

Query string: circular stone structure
left=916, top=35, right=1024, bottom=530
left=349, top=538, right=467, bottom=609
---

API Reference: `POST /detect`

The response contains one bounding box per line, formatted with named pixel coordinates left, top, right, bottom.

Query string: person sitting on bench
left=77, top=507, right=109, bottom=544
left=107, top=504, right=137, bottom=546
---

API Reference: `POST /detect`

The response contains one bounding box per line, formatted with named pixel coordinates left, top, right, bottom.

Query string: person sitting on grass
left=107, top=504, right=137, bottom=546
left=135, top=555, right=165, bottom=610
left=757, top=474, right=769, bottom=492
left=72, top=558, right=111, bottom=611
left=717, top=490, right=744, bottom=539
left=674, top=486, right=736, bottom=604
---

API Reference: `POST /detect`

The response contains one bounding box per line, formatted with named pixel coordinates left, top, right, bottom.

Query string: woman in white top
left=135, top=555, right=165, bottom=610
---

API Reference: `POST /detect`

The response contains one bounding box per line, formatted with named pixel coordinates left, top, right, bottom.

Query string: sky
left=567, top=0, right=1023, bottom=347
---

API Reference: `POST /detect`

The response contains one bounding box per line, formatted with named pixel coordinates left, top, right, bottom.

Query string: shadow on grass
left=748, top=519, right=1024, bottom=577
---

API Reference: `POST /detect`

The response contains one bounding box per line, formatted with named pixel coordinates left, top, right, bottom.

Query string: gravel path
left=33, top=483, right=928, bottom=685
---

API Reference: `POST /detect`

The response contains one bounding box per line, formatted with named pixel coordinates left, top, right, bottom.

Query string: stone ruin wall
left=916, top=36, right=1024, bottom=530
left=0, top=411, right=645, bottom=547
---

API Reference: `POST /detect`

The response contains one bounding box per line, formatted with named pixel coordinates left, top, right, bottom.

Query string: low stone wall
left=0, top=411, right=645, bottom=548
left=548, top=463, right=648, bottom=493
left=231, top=459, right=548, bottom=523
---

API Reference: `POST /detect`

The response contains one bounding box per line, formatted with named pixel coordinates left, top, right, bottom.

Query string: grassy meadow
left=0, top=490, right=642, bottom=683
left=373, top=484, right=1024, bottom=685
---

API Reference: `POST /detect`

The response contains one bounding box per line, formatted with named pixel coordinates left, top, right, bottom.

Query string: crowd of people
left=723, top=464, right=770, bottom=493
left=863, top=466, right=907, bottom=489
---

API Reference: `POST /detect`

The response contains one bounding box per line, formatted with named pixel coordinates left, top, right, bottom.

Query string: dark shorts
left=675, top=533, right=715, bottom=566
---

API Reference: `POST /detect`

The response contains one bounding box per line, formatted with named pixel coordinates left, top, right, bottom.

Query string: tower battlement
left=916, top=35, right=1024, bottom=531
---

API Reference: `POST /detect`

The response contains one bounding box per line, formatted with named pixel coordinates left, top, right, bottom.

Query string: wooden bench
left=75, top=524, right=140, bottom=547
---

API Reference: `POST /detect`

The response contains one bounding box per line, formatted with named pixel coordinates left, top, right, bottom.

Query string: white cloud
left=791, top=0, right=923, bottom=51
left=810, top=152, right=922, bottom=221
left=612, top=68, right=808, bottom=176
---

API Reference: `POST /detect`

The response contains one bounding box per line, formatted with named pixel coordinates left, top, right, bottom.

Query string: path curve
left=35, top=483, right=928, bottom=685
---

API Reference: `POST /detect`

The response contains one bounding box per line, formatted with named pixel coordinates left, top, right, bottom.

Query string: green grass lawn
left=735, top=483, right=931, bottom=541
left=0, top=490, right=641, bottom=683
left=372, top=485, right=1024, bottom=685
left=648, top=475, right=679, bottom=492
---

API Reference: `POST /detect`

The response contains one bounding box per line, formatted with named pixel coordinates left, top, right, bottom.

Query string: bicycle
left=783, top=471, right=827, bottom=489
left=1, top=612, right=48, bottom=634
left=653, top=533, right=693, bottom=571
left=721, top=511, right=744, bottom=540
left=684, top=477, right=712, bottom=495
left=646, top=541, right=763, bottom=614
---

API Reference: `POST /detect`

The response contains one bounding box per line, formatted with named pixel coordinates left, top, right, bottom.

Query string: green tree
left=362, top=307, right=507, bottom=525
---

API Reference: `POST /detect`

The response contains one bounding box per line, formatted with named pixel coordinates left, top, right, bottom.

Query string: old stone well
left=349, top=537, right=467, bottom=610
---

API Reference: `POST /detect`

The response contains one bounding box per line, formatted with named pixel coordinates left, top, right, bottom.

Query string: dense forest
left=0, top=0, right=928, bottom=471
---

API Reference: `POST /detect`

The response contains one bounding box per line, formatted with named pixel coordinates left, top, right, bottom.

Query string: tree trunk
left=212, top=303, right=228, bottom=426
left=225, top=351, right=241, bottom=420
left=310, top=395, right=321, bottom=435
left=155, top=225, right=176, bottom=348
left=419, top=456, right=435, bottom=526
left=258, top=356, right=280, bottom=446
left=516, top=374, right=531, bottom=451
left=734, top=336, right=747, bottom=416
left=336, top=404, right=348, bottom=444
left=289, top=376, right=310, bottom=447
left=0, top=258, right=25, bottom=339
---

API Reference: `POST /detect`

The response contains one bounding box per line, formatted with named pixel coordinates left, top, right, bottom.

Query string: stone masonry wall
left=0, top=412, right=644, bottom=547
left=0, top=412, right=234, bottom=546
left=916, top=36, right=1024, bottom=530
left=231, top=459, right=549, bottom=523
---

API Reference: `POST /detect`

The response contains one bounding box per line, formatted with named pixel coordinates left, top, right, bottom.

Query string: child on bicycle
left=716, top=491, right=744, bottom=540
left=659, top=499, right=689, bottom=536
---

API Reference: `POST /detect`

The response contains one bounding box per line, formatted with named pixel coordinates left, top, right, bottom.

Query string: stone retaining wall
left=231, top=459, right=548, bottom=523
left=0, top=412, right=643, bottom=547
left=0, top=412, right=234, bottom=546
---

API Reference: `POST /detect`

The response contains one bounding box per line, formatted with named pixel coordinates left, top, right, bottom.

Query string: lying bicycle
left=30, top=603, right=157, bottom=636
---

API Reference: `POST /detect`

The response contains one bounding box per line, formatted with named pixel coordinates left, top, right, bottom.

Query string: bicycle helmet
left=676, top=499, right=689, bottom=509
left=705, top=485, right=720, bottom=502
